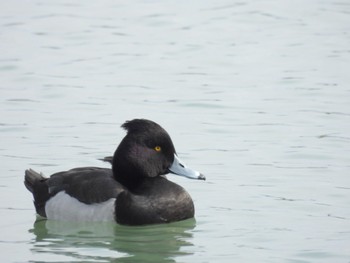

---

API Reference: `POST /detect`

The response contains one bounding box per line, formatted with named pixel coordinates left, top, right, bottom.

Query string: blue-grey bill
left=169, top=154, right=206, bottom=180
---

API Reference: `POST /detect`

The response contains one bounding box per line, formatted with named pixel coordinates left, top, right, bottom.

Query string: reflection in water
left=29, top=218, right=196, bottom=262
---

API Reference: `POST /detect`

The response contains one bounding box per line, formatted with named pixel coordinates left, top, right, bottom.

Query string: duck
left=24, top=119, right=205, bottom=225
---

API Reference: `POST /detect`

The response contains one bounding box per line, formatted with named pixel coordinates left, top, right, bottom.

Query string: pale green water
left=29, top=219, right=196, bottom=262
left=1, top=0, right=350, bottom=262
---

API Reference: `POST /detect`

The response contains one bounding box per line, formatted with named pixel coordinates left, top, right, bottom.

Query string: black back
left=48, top=167, right=124, bottom=204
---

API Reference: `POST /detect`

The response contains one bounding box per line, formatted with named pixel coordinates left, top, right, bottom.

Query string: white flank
left=45, top=191, right=116, bottom=222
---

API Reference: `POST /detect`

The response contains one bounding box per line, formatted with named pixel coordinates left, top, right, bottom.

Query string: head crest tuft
left=121, top=119, right=164, bottom=134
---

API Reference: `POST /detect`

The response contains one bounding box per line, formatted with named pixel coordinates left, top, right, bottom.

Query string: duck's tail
left=24, top=169, right=49, bottom=217
left=24, top=169, right=45, bottom=193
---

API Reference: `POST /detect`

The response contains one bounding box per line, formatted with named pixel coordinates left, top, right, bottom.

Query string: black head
left=112, top=119, right=176, bottom=189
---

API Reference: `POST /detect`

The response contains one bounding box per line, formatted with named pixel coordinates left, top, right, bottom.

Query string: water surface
left=1, top=0, right=349, bottom=262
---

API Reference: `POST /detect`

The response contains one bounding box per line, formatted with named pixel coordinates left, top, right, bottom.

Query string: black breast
left=115, top=177, right=194, bottom=225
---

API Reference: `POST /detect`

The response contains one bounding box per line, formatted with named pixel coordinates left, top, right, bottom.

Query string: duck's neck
left=112, top=168, right=138, bottom=189
left=114, top=172, right=162, bottom=194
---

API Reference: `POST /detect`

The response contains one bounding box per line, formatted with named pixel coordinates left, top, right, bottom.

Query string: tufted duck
left=24, top=119, right=205, bottom=225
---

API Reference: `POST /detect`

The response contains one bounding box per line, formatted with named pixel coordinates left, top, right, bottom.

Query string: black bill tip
left=198, top=173, right=206, bottom=180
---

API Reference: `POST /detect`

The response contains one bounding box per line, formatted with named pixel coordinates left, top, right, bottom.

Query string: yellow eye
left=154, top=146, right=161, bottom=152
